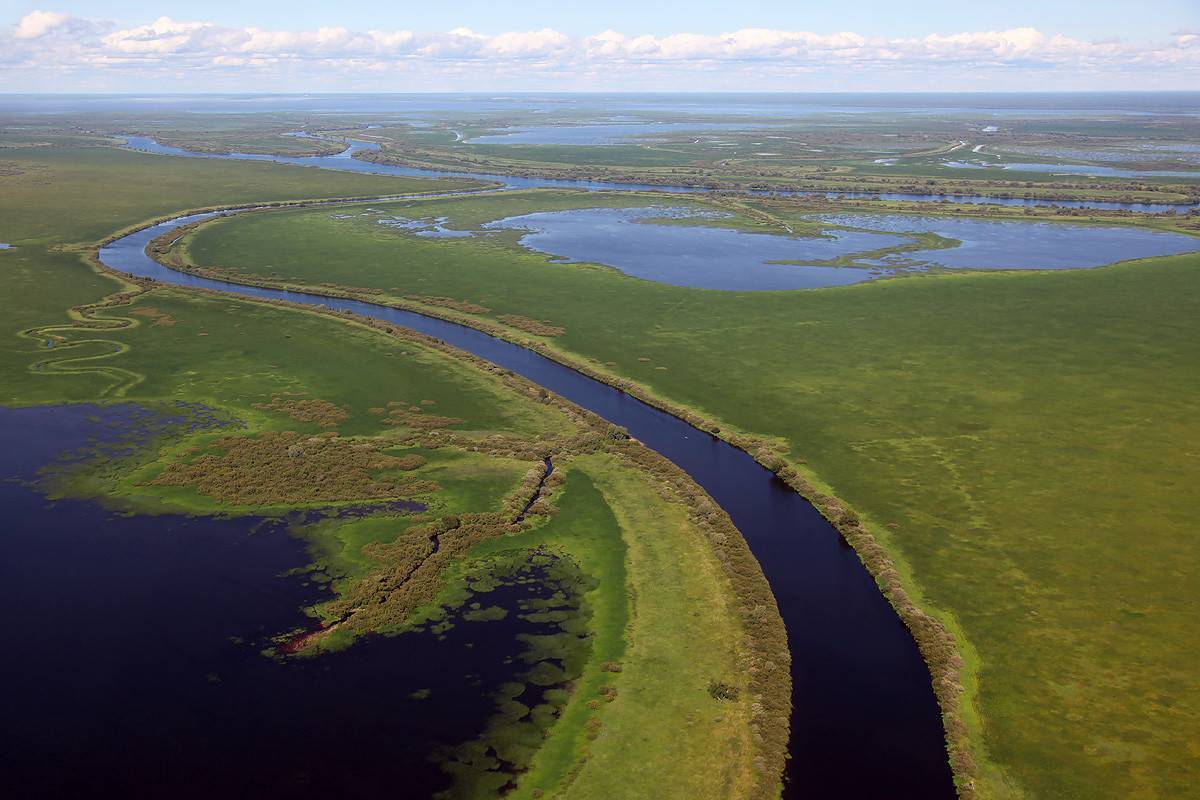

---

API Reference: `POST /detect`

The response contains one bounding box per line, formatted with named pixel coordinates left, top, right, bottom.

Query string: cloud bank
left=4, top=10, right=1197, bottom=92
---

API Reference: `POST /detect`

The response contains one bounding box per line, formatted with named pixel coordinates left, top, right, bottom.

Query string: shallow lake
left=816, top=213, right=1200, bottom=270
left=0, top=403, right=566, bottom=799
left=477, top=206, right=1200, bottom=288
left=483, top=207, right=905, bottom=290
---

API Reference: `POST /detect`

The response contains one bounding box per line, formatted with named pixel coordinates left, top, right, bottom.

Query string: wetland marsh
left=4, top=90, right=1200, bottom=800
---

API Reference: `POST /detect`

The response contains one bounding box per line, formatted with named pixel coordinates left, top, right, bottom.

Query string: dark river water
left=0, top=404, right=567, bottom=799
left=123, top=135, right=1198, bottom=214
left=100, top=213, right=958, bottom=797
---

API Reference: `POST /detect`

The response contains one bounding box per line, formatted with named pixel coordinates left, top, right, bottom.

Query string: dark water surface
left=101, top=217, right=958, bottom=798
left=0, top=404, right=558, bottom=799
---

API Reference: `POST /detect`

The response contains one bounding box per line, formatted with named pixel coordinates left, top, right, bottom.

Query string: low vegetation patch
left=497, top=313, right=566, bottom=337
left=149, top=430, right=438, bottom=505
left=253, top=394, right=349, bottom=427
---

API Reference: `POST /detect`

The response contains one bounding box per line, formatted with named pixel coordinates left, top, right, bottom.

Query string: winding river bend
left=102, top=208, right=956, bottom=797
left=106, top=130, right=1197, bottom=793
left=125, top=135, right=1198, bottom=213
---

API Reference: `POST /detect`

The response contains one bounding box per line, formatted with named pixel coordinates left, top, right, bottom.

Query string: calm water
left=468, top=205, right=1197, bottom=288
left=123, top=135, right=1199, bottom=213
left=0, top=404, right=562, bottom=799
left=468, top=122, right=785, bottom=145
left=483, top=207, right=904, bottom=289
left=816, top=213, right=1200, bottom=271
left=100, top=214, right=958, bottom=798
left=946, top=160, right=1200, bottom=179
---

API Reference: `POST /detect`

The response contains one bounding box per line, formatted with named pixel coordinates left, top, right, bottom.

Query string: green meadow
left=1, top=145, right=777, bottom=798
left=184, top=188, right=1200, bottom=799
left=0, top=142, right=480, bottom=245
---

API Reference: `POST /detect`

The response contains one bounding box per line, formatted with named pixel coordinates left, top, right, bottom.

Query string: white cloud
left=14, top=10, right=69, bottom=39
left=2, top=11, right=1197, bottom=91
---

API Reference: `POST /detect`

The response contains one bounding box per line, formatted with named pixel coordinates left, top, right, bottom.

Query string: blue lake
left=481, top=207, right=901, bottom=289
left=816, top=213, right=1200, bottom=271
left=468, top=122, right=785, bottom=145
left=477, top=207, right=1200, bottom=288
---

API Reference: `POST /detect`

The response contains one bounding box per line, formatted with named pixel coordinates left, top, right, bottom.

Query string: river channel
left=124, top=135, right=1198, bottom=213
left=100, top=200, right=958, bottom=797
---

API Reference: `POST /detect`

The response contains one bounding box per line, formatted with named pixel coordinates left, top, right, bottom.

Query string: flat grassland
left=0, top=142, right=481, bottom=245
left=184, top=188, right=1200, bottom=799
left=0, top=146, right=773, bottom=799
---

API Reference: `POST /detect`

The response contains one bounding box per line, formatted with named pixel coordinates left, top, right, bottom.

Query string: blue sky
left=3, top=3, right=1197, bottom=92
left=4, top=0, right=1196, bottom=39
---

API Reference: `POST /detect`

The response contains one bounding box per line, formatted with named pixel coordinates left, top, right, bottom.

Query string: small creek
left=100, top=210, right=958, bottom=797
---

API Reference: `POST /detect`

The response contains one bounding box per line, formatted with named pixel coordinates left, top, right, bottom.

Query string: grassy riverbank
left=183, top=188, right=1200, bottom=799
left=1, top=144, right=786, bottom=798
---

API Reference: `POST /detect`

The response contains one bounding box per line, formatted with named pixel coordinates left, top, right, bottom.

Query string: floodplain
left=3, top=93, right=1199, bottom=800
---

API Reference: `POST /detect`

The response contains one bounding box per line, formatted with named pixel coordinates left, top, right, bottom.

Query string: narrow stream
left=101, top=213, right=957, bottom=798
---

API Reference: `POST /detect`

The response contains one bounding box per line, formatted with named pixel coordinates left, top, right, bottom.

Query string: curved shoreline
left=28, top=251, right=789, bottom=798
left=96, top=199, right=965, bottom=797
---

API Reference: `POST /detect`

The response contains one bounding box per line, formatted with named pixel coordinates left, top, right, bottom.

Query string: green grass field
left=184, top=187, right=1200, bottom=799
left=0, top=145, right=779, bottom=799
left=439, top=456, right=758, bottom=799
left=0, top=143, right=481, bottom=245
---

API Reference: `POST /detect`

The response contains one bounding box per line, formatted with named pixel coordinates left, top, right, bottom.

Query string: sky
left=2, top=2, right=1197, bottom=93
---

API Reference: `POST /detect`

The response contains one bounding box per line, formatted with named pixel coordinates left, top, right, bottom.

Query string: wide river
left=101, top=205, right=957, bottom=797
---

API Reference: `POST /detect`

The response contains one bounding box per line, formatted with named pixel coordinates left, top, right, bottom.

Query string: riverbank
left=167, top=185, right=1200, bottom=798
left=10, top=243, right=788, bottom=797
left=107, top=198, right=960, bottom=796
left=1, top=142, right=792, bottom=798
